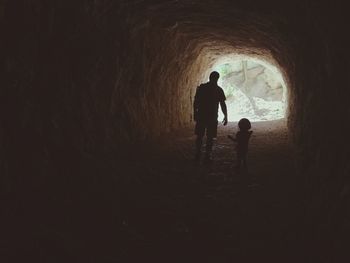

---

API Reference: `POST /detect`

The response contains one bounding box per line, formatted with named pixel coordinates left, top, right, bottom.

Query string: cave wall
left=1, top=0, right=350, bottom=258
left=1, top=1, right=207, bottom=187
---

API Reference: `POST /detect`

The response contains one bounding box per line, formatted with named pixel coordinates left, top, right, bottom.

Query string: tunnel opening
left=212, top=55, right=288, bottom=122
left=191, top=48, right=290, bottom=126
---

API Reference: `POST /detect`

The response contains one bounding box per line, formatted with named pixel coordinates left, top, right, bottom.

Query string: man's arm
left=219, top=88, right=228, bottom=125
left=220, top=100, right=228, bottom=125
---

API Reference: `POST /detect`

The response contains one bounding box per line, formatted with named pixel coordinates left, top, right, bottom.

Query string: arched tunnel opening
left=212, top=54, right=288, bottom=122
left=2, top=1, right=350, bottom=262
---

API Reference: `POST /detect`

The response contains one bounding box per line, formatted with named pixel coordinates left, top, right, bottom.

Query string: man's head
left=209, top=71, right=220, bottom=83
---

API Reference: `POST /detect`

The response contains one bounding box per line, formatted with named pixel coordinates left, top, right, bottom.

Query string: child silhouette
left=228, top=118, right=253, bottom=169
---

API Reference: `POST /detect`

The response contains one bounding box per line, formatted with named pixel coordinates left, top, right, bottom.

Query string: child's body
left=228, top=118, right=252, bottom=169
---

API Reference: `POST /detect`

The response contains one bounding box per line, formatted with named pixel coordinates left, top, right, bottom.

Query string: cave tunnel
left=2, top=0, right=350, bottom=262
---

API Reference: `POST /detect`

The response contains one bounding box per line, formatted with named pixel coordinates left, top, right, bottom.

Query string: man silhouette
left=193, top=71, right=228, bottom=163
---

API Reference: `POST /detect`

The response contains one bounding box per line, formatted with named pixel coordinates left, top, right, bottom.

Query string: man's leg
left=236, top=152, right=242, bottom=168
left=194, top=121, right=205, bottom=161
left=195, top=135, right=203, bottom=161
left=204, top=120, right=217, bottom=162
left=204, top=136, right=214, bottom=162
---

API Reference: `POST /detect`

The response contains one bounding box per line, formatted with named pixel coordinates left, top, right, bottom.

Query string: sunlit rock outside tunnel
left=212, top=55, right=287, bottom=122
left=2, top=0, right=350, bottom=262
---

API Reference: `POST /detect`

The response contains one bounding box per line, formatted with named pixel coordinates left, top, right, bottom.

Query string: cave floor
left=115, top=120, right=302, bottom=262
left=8, top=120, right=304, bottom=262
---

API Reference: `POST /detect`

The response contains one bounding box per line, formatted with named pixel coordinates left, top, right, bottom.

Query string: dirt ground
left=115, top=119, right=303, bottom=262
left=5, top=120, right=305, bottom=262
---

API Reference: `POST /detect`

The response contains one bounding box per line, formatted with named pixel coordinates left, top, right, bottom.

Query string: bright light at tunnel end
left=207, top=54, right=288, bottom=122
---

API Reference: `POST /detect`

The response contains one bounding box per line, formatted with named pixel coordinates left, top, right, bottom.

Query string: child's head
left=238, top=118, right=251, bottom=131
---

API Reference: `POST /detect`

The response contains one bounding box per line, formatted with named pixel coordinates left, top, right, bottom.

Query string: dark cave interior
left=1, top=1, right=350, bottom=262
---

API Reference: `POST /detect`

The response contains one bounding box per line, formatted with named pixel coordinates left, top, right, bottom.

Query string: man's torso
left=195, top=82, right=226, bottom=121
